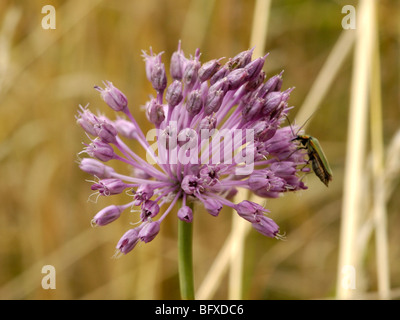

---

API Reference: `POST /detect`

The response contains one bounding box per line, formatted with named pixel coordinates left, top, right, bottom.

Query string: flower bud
left=116, top=228, right=140, bottom=255
left=252, top=216, right=279, bottom=238
left=226, top=48, right=253, bottom=70
left=133, top=184, right=155, bottom=206
left=145, top=99, right=165, bottom=126
left=86, top=139, right=114, bottom=162
left=79, top=158, right=115, bottom=178
left=151, top=62, right=167, bottom=92
left=133, top=168, right=152, bottom=179
left=142, top=49, right=164, bottom=82
left=203, top=198, right=223, bottom=217
left=170, top=42, right=187, bottom=80
left=186, top=90, right=203, bottom=117
left=114, top=118, right=138, bottom=139
left=91, top=204, right=125, bottom=226
left=198, top=59, right=221, bottom=82
left=244, top=54, right=268, bottom=82
left=227, top=68, right=249, bottom=91
left=177, top=205, right=193, bottom=223
left=235, top=200, right=269, bottom=223
left=245, top=70, right=266, bottom=92
left=183, top=59, right=200, bottom=89
left=257, top=71, right=284, bottom=98
left=139, top=221, right=160, bottom=243
left=95, top=121, right=118, bottom=144
left=242, top=97, right=264, bottom=121
left=210, top=66, right=229, bottom=85
left=76, top=105, right=98, bottom=136
left=140, top=200, right=160, bottom=221
left=94, top=81, right=128, bottom=111
left=199, top=115, right=217, bottom=131
left=165, top=80, right=183, bottom=108
left=91, top=178, right=127, bottom=196
left=204, top=83, right=226, bottom=115
left=261, top=91, right=284, bottom=116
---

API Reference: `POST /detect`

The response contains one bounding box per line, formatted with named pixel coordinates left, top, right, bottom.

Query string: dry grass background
left=0, top=0, right=399, bottom=300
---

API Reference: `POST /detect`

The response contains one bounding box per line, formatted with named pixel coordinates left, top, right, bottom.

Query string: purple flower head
left=77, top=42, right=310, bottom=254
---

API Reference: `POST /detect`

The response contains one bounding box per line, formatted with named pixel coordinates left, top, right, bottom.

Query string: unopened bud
left=79, top=158, right=115, bottom=178
left=91, top=178, right=127, bottom=196
left=140, top=200, right=160, bottom=221
left=186, top=90, right=203, bottom=117
left=226, top=48, right=254, bottom=70
left=139, top=221, right=160, bottom=243
left=203, top=198, right=223, bottom=217
left=92, top=204, right=125, bottom=227
left=94, top=81, right=128, bottom=112
left=177, top=205, right=193, bottom=223
left=86, top=139, right=114, bottom=162
left=116, top=228, right=140, bottom=255
left=227, top=68, right=249, bottom=90
left=166, top=80, right=183, bottom=108
left=198, top=59, right=221, bottom=82
left=151, top=62, right=167, bottom=92
left=183, top=59, right=200, bottom=89
left=114, top=118, right=138, bottom=139
left=146, top=99, right=165, bottom=126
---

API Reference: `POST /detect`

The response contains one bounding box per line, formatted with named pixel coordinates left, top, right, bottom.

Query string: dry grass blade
left=337, top=0, right=375, bottom=299
left=369, top=4, right=390, bottom=299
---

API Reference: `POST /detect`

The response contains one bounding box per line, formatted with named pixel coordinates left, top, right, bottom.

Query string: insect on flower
left=293, top=134, right=333, bottom=187
left=287, top=116, right=333, bottom=187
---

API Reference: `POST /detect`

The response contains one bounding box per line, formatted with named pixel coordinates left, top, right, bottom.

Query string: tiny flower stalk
left=76, top=42, right=310, bottom=299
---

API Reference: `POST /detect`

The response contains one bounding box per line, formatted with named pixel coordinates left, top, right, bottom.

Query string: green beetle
left=293, top=134, right=333, bottom=187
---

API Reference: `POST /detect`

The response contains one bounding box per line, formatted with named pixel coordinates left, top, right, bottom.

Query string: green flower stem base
left=178, top=206, right=195, bottom=300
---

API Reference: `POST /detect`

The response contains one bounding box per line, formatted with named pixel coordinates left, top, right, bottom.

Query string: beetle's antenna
left=285, top=115, right=296, bottom=137
left=285, top=111, right=317, bottom=136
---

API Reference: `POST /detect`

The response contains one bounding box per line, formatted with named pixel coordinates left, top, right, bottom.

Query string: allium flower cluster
left=77, top=42, right=308, bottom=256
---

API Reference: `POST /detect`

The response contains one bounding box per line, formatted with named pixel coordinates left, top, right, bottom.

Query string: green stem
left=178, top=203, right=195, bottom=300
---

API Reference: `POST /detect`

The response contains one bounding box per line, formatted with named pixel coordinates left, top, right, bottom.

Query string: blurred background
left=0, top=0, right=398, bottom=300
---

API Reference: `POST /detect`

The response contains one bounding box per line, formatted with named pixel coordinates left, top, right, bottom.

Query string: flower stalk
left=178, top=202, right=195, bottom=300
